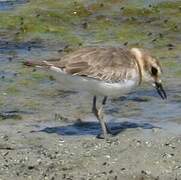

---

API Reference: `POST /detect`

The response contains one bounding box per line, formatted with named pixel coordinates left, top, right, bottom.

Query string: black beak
left=155, top=82, right=167, bottom=100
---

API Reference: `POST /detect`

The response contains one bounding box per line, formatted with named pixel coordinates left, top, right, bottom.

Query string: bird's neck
left=130, top=48, right=145, bottom=85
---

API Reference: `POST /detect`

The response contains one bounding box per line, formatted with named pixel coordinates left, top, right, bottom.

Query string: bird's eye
left=151, top=66, right=158, bottom=76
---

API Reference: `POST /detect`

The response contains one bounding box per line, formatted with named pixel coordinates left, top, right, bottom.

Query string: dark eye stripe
left=151, top=67, right=158, bottom=75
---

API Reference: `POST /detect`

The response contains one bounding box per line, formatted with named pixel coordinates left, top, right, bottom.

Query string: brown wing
left=46, top=47, right=139, bottom=82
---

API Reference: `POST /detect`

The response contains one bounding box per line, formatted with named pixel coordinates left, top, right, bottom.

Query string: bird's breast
left=49, top=67, right=138, bottom=97
left=95, top=79, right=138, bottom=97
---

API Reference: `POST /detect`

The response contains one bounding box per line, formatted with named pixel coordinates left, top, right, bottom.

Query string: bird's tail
left=23, top=60, right=52, bottom=68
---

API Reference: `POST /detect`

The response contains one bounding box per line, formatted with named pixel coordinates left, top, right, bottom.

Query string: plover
left=24, top=47, right=167, bottom=139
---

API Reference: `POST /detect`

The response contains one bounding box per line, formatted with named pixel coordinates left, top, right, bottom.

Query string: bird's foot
left=96, top=130, right=116, bottom=140
left=96, top=133, right=113, bottom=140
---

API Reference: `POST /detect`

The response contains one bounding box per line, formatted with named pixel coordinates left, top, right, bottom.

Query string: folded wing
left=45, top=47, right=139, bottom=82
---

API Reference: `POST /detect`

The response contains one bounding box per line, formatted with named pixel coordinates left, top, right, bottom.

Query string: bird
left=24, top=47, right=167, bottom=139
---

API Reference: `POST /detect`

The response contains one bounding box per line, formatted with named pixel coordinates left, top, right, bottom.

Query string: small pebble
left=174, top=165, right=181, bottom=170
left=8, top=57, right=13, bottom=62
left=58, top=49, right=63, bottom=53
left=1, top=135, right=9, bottom=141
left=100, top=3, right=104, bottom=7
left=105, top=155, right=110, bottom=159
left=167, top=43, right=174, bottom=47
left=102, top=162, right=107, bottom=166
left=28, top=165, right=34, bottom=170
left=82, top=22, right=88, bottom=29
left=109, top=169, right=113, bottom=174
left=123, top=42, right=128, bottom=46
left=159, top=33, right=163, bottom=38
left=141, top=170, right=151, bottom=175
left=162, top=153, right=174, bottom=158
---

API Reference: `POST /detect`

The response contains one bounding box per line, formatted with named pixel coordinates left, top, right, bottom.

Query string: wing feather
left=45, top=47, right=139, bottom=82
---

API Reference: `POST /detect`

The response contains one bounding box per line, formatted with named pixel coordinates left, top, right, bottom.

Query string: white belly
left=48, top=66, right=138, bottom=97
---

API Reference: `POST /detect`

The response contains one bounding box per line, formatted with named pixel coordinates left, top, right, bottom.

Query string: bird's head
left=131, top=48, right=167, bottom=100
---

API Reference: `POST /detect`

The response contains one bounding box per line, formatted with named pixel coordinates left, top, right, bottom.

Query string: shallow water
left=0, top=0, right=180, bottom=137
left=0, top=0, right=28, bottom=11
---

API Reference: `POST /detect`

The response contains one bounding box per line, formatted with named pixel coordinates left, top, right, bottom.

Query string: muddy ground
left=0, top=0, right=181, bottom=180
left=0, top=115, right=181, bottom=180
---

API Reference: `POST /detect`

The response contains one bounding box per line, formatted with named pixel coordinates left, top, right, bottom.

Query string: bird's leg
left=92, top=96, right=98, bottom=115
left=92, top=96, right=110, bottom=139
left=101, top=96, right=112, bottom=134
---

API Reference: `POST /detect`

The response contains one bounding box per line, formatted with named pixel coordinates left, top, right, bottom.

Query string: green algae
left=115, top=23, right=148, bottom=43
left=31, top=71, right=49, bottom=81
left=157, top=1, right=181, bottom=9
left=175, top=70, right=181, bottom=77
left=6, top=85, right=19, bottom=94
left=163, top=61, right=178, bottom=68
left=0, top=0, right=85, bottom=45
left=122, top=7, right=153, bottom=16
left=0, top=97, right=5, bottom=107
left=23, top=99, right=41, bottom=110
left=0, top=0, right=180, bottom=49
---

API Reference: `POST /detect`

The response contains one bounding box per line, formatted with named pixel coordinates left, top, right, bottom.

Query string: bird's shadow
left=39, top=120, right=158, bottom=136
